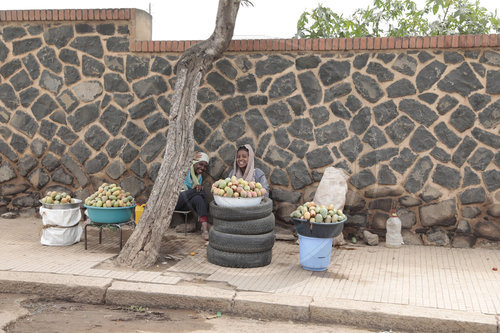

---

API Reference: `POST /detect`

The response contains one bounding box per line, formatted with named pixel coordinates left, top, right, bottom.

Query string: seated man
left=175, top=151, right=210, bottom=240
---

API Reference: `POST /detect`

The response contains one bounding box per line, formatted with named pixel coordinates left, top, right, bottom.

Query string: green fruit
left=315, top=214, right=323, bottom=223
left=319, top=208, right=328, bottom=218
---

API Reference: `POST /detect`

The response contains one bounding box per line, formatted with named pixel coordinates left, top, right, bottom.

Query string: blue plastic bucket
left=298, top=234, right=333, bottom=271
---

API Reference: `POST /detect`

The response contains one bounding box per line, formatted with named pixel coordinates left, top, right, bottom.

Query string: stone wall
left=0, top=9, right=499, bottom=248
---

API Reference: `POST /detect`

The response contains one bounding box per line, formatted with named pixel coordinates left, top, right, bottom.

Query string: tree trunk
left=116, top=0, right=241, bottom=269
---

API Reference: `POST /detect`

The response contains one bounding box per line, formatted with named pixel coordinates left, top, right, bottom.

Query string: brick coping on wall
left=0, top=8, right=499, bottom=53
left=129, top=34, right=500, bottom=53
left=0, top=8, right=135, bottom=22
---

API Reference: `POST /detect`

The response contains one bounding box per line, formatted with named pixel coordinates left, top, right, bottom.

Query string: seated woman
left=228, top=144, right=269, bottom=197
left=175, top=151, right=210, bottom=240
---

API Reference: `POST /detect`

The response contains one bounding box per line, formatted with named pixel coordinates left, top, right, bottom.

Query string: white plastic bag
left=313, top=167, right=349, bottom=245
left=40, top=207, right=82, bottom=246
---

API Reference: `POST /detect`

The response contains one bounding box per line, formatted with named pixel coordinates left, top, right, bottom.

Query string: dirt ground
left=89, top=223, right=210, bottom=272
left=4, top=295, right=379, bottom=333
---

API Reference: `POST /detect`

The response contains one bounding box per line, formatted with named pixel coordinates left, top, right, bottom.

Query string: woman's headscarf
left=233, top=144, right=255, bottom=182
left=189, top=152, right=209, bottom=187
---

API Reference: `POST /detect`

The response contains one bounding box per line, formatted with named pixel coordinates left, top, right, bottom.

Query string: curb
left=106, top=281, right=234, bottom=312
left=1, top=275, right=498, bottom=332
left=310, top=298, right=498, bottom=333
left=233, top=292, right=311, bottom=321
left=0, top=271, right=111, bottom=304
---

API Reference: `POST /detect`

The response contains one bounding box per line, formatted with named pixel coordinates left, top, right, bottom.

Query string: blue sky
left=4, top=0, right=500, bottom=40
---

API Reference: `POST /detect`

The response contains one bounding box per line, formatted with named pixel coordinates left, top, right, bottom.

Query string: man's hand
left=194, top=151, right=202, bottom=160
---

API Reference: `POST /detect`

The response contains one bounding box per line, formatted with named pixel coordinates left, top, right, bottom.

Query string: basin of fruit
left=211, top=176, right=266, bottom=208
left=83, top=183, right=136, bottom=224
left=40, top=191, right=81, bottom=209
left=290, top=202, right=347, bottom=238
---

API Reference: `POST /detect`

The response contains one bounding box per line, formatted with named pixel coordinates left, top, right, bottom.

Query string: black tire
left=209, top=229, right=275, bottom=253
left=207, top=245, right=272, bottom=268
left=209, top=197, right=273, bottom=221
left=213, top=214, right=275, bottom=235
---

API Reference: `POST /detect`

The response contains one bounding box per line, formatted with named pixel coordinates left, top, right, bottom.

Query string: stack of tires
left=207, top=197, right=275, bottom=268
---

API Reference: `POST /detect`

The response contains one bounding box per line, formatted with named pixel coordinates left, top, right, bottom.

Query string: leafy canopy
left=296, top=0, right=500, bottom=38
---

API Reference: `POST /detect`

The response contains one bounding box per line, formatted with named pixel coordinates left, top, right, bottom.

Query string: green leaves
left=296, top=0, right=499, bottom=38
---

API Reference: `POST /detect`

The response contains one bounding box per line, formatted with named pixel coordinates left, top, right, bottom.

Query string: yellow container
left=135, top=204, right=146, bottom=224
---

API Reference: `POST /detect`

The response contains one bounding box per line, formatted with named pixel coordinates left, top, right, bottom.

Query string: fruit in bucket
left=41, top=191, right=75, bottom=205
left=84, top=183, right=135, bottom=208
left=211, top=176, right=266, bottom=198
left=290, top=202, right=346, bottom=223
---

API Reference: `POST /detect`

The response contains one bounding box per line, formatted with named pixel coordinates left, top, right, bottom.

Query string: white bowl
left=213, top=195, right=263, bottom=208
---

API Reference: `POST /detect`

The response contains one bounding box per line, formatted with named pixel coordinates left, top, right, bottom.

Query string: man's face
left=194, top=161, right=208, bottom=174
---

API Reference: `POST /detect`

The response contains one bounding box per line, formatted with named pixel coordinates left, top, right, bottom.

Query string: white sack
left=40, top=207, right=82, bottom=246
left=313, top=167, right=349, bottom=245
left=313, top=167, right=349, bottom=209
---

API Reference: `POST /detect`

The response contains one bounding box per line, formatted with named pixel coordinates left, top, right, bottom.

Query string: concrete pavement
left=0, top=216, right=499, bottom=332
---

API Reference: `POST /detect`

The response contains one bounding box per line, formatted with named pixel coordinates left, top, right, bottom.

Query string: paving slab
left=1, top=216, right=499, bottom=332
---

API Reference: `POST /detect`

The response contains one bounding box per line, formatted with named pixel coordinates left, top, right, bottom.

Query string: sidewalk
left=1, top=216, right=499, bottom=332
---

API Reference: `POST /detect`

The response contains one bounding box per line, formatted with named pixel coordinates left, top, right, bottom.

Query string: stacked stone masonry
left=0, top=9, right=498, bottom=248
